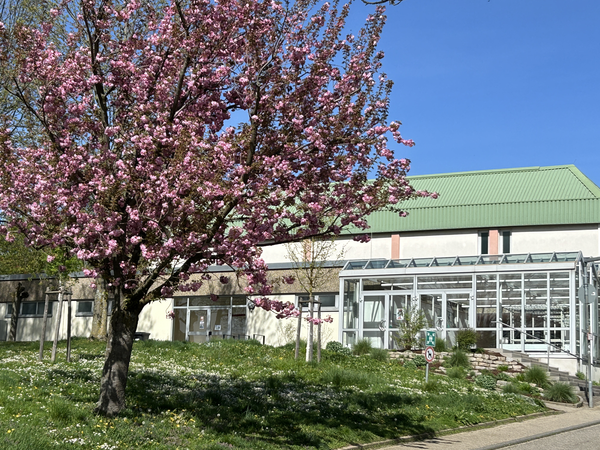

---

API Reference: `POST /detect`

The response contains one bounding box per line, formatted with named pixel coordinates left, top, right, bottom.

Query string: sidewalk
left=342, top=402, right=600, bottom=450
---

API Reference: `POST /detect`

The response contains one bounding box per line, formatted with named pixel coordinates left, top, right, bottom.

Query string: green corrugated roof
left=365, top=165, right=600, bottom=233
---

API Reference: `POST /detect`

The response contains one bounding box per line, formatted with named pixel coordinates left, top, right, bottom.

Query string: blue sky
left=349, top=0, right=600, bottom=186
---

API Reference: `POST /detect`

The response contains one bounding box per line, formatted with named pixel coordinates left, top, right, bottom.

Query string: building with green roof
left=3, top=165, right=600, bottom=378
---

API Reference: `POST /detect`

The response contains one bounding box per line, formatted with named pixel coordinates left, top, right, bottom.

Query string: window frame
left=76, top=300, right=94, bottom=317
left=296, top=293, right=338, bottom=310
left=5, top=301, right=53, bottom=318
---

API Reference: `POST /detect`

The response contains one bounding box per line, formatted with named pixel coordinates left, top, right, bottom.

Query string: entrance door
left=187, top=309, right=209, bottom=343
left=361, top=293, right=411, bottom=349
left=420, top=291, right=472, bottom=347
left=186, top=308, right=232, bottom=343
left=362, top=295, right=385, bottom=348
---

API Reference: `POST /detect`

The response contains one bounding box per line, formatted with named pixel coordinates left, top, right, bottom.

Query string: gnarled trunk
left=95, top=298, right=141, bottom=417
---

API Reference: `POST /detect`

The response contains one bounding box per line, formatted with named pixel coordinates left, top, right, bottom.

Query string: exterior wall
left=398, top=230, right=478, bottom=258
left=259, top=236, right=385, bottom=263
left=137, top=298, right=174, bottom=341
left=511, top=225, right=599, bottom=255
left=246, top=294, right=340, bottom=347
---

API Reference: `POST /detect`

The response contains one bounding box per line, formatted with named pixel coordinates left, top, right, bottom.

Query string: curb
left=336, top=410, right=562, bottom=450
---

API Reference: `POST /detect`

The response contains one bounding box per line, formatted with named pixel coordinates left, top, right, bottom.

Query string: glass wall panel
left=417, top=275, right=472, bottom=290
left=524, top=273, right=547, bottom=329
left=421, top=294, right=442, bottom=329
left=478, top=331, right=496, bottom=348
left=446, top=293, right=469, bottom=329
left=173, top=308, right=186, bottom=341
left=476, top=274, right=497, bottom=328
left=342, top=331, right=357, bottom=348
left=550, top=272, right=570, bottom=328
left=343, top=280, right=359, bottom=329
left=363, top=295, right=385, bottom=329
left=500, top=273, right=522, bottom=329
left=363, top=277, right=414, bottom=291
left=389, top=295, right=411, bottom=329
left=363, top=330, right=384, bottom=349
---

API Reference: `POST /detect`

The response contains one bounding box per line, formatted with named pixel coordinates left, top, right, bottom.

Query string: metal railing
left=493, top=320, right=580, bottom=370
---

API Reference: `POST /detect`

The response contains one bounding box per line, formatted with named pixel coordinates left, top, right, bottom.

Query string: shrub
left=321, top=368, right=372, bottom=389
left=544, top=382, right=578, bottom=404
left=456, top=328, right=478, bottom=351
left=326, top=341, right=352, bottom=356
left=576, top=371, right=586, bottom=380
left=523, top=366, right=550, bottom=388
left=475, top=375, right=497, bottom=391
left=447, top=349, right=471, bottom=369
left=502, top=383, right=521, bottom=394
left=413, top=354, right=427, bottom=367
left=446, top=366, right=466, bottom=379
left=497, top=365, right=509, bottom=372
left=369, top=348, right=389, bottom=362
left=422, top=380, right=440, bottom=393
left=434, top=338, right=447, bottom=353
left=392, top=306, right=426, bottom=350
left=352, top=339, right=372, bottom=356
left=403, top=360, right=417, bottom=370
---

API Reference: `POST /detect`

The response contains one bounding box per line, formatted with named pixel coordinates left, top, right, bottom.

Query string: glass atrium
left=338, top=252, right=600, bottom=362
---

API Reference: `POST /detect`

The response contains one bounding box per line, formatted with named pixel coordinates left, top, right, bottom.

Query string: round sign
left=425, top=346, right=435, bottom=363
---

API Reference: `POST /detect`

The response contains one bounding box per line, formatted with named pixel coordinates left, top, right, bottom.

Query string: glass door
left=362, top=295, right=385, bottom=348
left=187, top=309, right=209, bottom=343
left=389, top=294, right=411, bottom=349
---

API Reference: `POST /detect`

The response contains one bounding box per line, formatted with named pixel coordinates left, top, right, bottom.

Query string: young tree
left=0, top=0, right=434, bottom=416
left=286, top=237, right=343, bottom=362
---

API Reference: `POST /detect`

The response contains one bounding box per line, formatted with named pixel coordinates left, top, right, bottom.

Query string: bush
left=434, top=338, right=447, bottom=353
left=413, top=354, right=427, bottom=367
left=497, top=365, right=509, bottom=372
left=422, top=380, right=439, bottom=393
left=502, top=383, right=521, bottom=394
left=523, top=366, right=550, bottom=388
left=392, top=306, right=426, bottom=350
left=576, top=371, right=586, bottom=380
left=446, top=366, right=466, bottom=379
left=403, top=360, right=417, bottom=370
left=475, top=375, right=497, bottom=391
left=456, top=328, right=478, bottom=351
left=447, top=349, right=471, bottom=369
left=544, top=382, right=578, bottom=403
left=352, top=339, right=372, bottom=356
left=326, top=341, right=352, bottom=356
left=369, top=348, right=389, bottom=362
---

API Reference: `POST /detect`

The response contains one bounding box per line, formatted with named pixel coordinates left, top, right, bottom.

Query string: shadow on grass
left=125, top=370, right=435, bottom=448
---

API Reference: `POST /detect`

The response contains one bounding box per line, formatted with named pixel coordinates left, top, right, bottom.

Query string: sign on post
left=425, top=330, right=436, bottom=347
left=425, top=346, right=435, bottom=363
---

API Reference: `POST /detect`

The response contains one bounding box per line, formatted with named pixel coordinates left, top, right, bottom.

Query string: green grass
left=523, top=366, right=550, bottom=389
left=0, top=338, right=547, bottom=449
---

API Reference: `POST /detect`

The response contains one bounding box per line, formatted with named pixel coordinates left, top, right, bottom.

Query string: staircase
left=497, top=350, right=600, bottom=401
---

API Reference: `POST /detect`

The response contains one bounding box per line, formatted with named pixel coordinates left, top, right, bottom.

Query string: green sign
left=426, top=331, right=436, bottom=347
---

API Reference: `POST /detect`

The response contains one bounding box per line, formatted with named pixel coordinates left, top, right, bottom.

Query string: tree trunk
left=295, top=301, right=303, bottom=360
left=306, top=295, right=314, bottom=362
left=95, top=297, right=141, bottom=417
left=8, top=282, right=26, bottom=342
left=90, top=278, right=109, bottom=340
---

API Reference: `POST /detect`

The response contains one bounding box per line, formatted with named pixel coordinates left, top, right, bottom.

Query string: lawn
left=0, top=338, right=546, bottom=449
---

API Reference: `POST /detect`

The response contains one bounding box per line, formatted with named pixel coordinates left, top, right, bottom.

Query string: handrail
left=492, top=320, right=581, bottom=362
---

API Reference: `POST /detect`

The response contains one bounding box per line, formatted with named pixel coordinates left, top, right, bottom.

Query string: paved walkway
left=342, top=402, right=600, bottom=450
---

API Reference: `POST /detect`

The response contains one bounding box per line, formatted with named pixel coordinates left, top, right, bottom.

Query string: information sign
left=425, top=330, right=436, bottom=347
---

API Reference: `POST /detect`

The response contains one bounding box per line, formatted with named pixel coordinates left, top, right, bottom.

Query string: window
left=480, top=231, right=489, bottom=255
left=5, top=301, right=53, bottom=318
left=76, top=301, right=94, bottom=317
left=297, top=294, right=337, bottom=309
left=502, top=231, right=511, bottom=254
